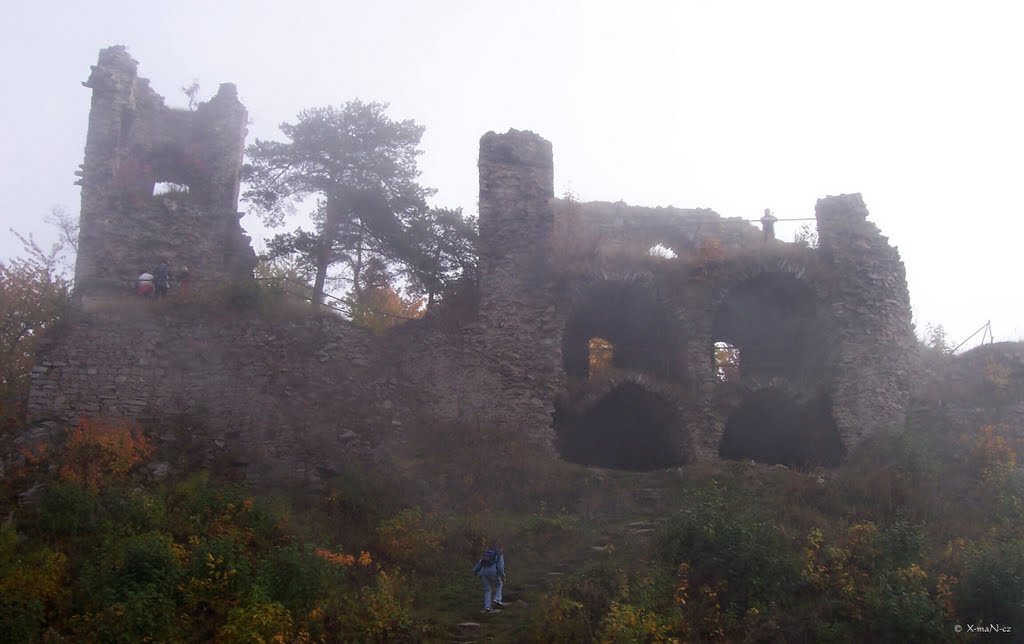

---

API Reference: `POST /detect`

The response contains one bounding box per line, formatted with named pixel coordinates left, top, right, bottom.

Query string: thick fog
left=1, top=0, right=1022, bottom=343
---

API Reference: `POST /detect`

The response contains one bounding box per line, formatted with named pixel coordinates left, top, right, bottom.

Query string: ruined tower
left=815, top=193, right=918, bottom=447
left=477, top=130, right=563, bottom=445
left=75, top=46, right=256, bottom=303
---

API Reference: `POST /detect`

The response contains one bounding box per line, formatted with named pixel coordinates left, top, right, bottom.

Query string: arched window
left=648, top=243, right=677, bottom=259
left=587, top=337, right=614, bottom=380
left=713, top=272, right=822, bottom=384
left=153, top=182, right=190, bottom=196
left=713, top=341, right=740, bottom=382
left=562, top=281, right=685, bottom=382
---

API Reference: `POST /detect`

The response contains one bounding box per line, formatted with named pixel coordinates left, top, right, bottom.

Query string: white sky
left=2, top=1, right=1022, bottom=346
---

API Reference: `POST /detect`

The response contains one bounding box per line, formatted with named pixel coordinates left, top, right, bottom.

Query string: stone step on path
left=455, top=598, right=523, bottom=642
left=456, top=621, right=481, bottom=641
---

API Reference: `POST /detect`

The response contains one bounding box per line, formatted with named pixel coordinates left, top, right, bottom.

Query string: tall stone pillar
left=194, top=83, right=248, bottom=212
left=816, top=193, right=917, bottom=448
left=75, top=46, right=139, bottom=299
left=477, top=130, right=561, bottom=447
left=192, top=83, right=253, bottom=275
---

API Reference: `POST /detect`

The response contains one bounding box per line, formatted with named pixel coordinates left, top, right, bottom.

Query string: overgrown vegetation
left=3, top=410, right=1023, bottom=641
left=242, top=101, right=477, bottom=311
left=0, top=230, right=71, bottom=433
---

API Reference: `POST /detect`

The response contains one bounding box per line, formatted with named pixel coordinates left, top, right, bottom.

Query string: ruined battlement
left=75, top=46, right=255, bottom=304
left=27, top=51, right=922, bottom=483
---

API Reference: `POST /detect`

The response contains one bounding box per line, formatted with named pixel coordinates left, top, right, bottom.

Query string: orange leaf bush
left=60, top=417, right=154, bottom=490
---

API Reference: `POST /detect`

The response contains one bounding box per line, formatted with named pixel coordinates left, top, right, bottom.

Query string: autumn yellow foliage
left=59, top=417, right=154, bottom=490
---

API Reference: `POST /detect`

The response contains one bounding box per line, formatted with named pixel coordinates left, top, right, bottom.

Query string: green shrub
left=555, top=563, right=626, bottom=634
left=595, top=601, right=680, bottom=643
left=168, top=472, right=251, bottom=537
left=38, top=480, right=99, bottom=538
left=529, top=594, right=592, bottom=643
left=184, top=536, right=256, bottom=607
left=980, top=466, right=1024, bottom=533
left=838, top=428, right=941, bottom=521
left=376, top=508, right=441, bottom=570
left=67, top=586, right=180, bottom=644
left=863, top=564, right=946, bottom=642
left=655, top=485, right=801, bottom=615
left=958, top=539, right=1024, bottom=626
left=331, top=570, right=420, bottom=641
left=217, top=601, right=300, bottom=644
left=519, top=510, right=580, bottom=539
left=878, top=515, right=926, bottom=569
left=74, top=533, right=183, bottom=642
left=168, top=472, right=225, bottom=534
left=80, top=532, right=183, bottom=606
left=254, top=542, right=334, bottom=614
left=238, top=495, right=288, bottom=548
left=98, top=486, right=167, bottom=536
left=0, top=524, right=66, bottom=643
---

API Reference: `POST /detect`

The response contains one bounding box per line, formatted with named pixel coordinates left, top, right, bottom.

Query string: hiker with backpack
left=473, top=545, right=505, bottom=612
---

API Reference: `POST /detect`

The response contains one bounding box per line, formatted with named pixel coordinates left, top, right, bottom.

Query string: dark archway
left=563, top=281, right=685, bottom=382
left=555, top=382, right=683, bottom=470
left=713, top=272, right=825, bottom=384
left=719, top=390, right=843, bottom=467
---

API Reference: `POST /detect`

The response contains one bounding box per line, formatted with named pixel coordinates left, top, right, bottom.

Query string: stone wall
left=816, top=194, right=918, bottom=448
left=28, top=307, right=403, bottom=486
left=76, top=46, right=255, bottom=303
left=26, top=303, right=567, bottom=484
left=547, top=192, right=916, bottom=465
left=27, top=50, right=923, bottom=479
left=912, top=342, right=1024, bottom=439
left=563, top=200, right=763, bottom=259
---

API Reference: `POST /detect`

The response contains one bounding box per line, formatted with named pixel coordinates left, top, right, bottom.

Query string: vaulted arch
left=562, top=279, right=685, bottom=382
left=555, top=380, right=687, bottom=470
left=719, top=388, right=842, bottom=467
left=713, top=271, right=825, bottom=384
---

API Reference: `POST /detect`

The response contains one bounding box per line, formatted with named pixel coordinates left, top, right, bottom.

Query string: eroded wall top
left=76, top=46, right=255, bottom=301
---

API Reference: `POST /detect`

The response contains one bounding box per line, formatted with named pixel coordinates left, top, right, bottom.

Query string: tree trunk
left=352, top=225, right=364, bottom=299
left=313, top=193, right=343, bottom=307
left=427, top=231, right=442, bottom=310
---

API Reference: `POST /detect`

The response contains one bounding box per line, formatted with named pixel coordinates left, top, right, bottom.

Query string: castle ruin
left=27, top=48, right=920, bottom=483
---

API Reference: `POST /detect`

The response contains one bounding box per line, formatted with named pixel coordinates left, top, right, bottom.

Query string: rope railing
left=951, top=320, right=995, bottom=354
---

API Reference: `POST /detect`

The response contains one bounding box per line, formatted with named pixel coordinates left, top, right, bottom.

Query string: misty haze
left=1, top=3, right=1023, bottom=642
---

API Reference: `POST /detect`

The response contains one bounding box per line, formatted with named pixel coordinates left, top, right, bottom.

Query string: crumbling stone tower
left=815, top=194, right=918, bottom=447
left=75, top=46, right=255, bottom=302
left=476, top=130, right=563, bottom=446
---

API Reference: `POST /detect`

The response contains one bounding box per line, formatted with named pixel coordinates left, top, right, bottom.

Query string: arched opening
left=154, top=181, right=190, bottom=196
left=713, top=272, right=823, bottom=384
left=563, top=281, right=685, bottom=382
left=648, top=243, right=677, bottom=259
left=555, top=382, right=682, bottom=470
left=719, top=390, right=842, bottom=467
left=714, top=341, right=740, bottom=382
left=588, top=337, right=614, bottom=380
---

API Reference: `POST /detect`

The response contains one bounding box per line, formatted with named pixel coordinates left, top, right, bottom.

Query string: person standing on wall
left=154, top=260, right=171, bottom=299
left=761, top=208, right=778, bottom=242
left=473, top=544, right=506, bottom=612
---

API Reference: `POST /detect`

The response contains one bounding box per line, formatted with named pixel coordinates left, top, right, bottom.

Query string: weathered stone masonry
left=27, top=49, right=924, bottom=480
left=75, top=46, right=255, bottom=304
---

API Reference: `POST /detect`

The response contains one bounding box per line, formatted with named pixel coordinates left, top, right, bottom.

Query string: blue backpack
left=480, top=548, right=499, bottom=567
